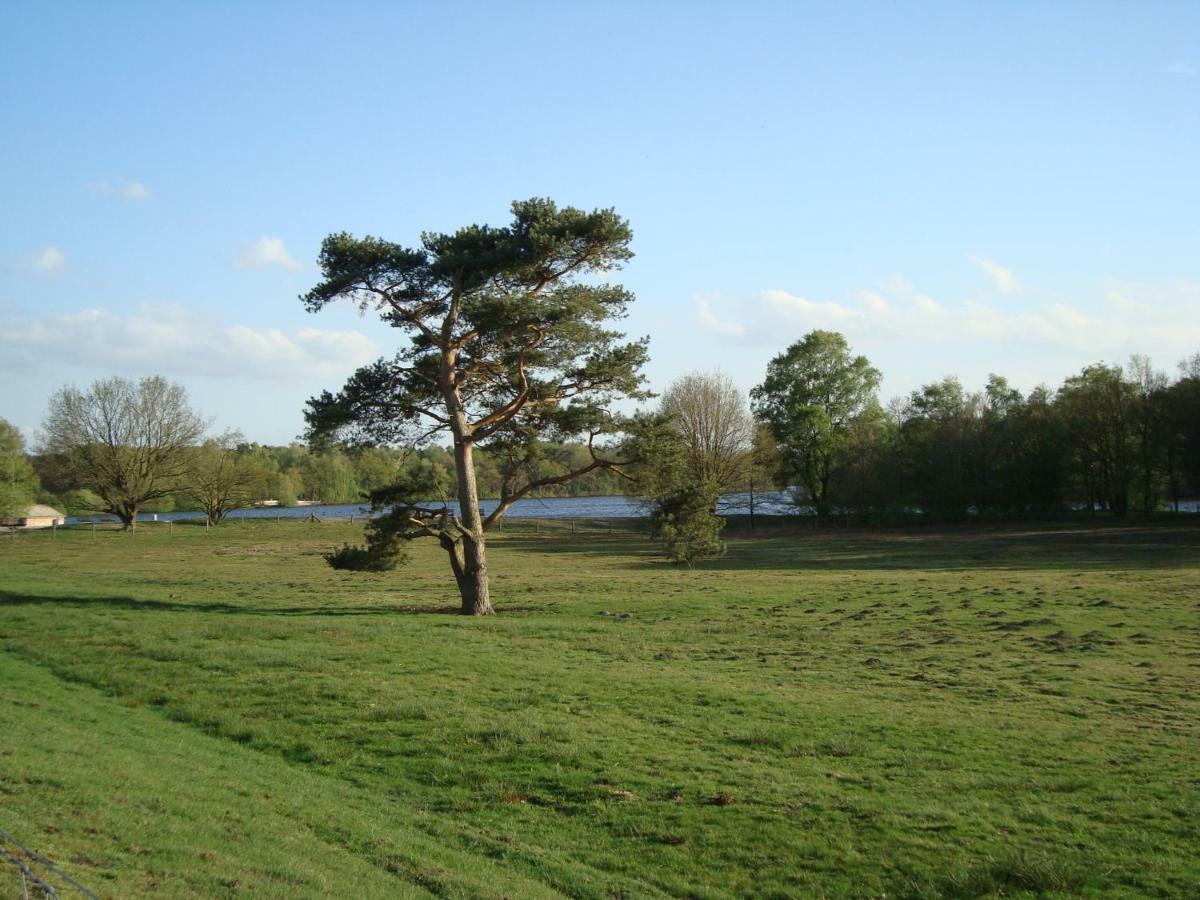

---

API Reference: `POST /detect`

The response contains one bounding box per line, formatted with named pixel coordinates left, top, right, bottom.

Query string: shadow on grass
left=493, top=522, right=1200, bottom=573
left=0, top=590, right=491, bottom=617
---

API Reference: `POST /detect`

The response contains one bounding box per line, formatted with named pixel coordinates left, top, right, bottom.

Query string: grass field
left=1, top=518, right=1198, bottom=898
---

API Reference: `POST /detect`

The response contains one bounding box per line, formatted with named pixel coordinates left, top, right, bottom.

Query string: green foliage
left=624, top=414, right=726, bottom=564
left=751, top=330, right=882, bottom=518
left=0, top=418, right=39, bottom=519
left=301, top=198, right=650, bottom=458
left=183, top=432, right=271, bottom=524
left=1057, top=363, right=1137, bottom=516
left=321, top=465, right=445, bottom=573
left=324, top=537, right=406, bottom=572
left=649, top=481, right=725, bottom=565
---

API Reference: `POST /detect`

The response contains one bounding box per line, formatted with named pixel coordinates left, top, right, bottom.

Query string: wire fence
left=3, top=514, right=657, bottom=537
left=0, top=828, right=98, bottom=899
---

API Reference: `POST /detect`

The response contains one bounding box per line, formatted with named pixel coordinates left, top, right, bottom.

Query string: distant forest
left=29, top=441, right=628, bottom=515
left=12, top=350, right=1200, bottom=522
left=814, top=359, right=1200, bottom=522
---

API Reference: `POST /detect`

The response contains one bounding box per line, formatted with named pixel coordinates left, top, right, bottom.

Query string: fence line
left=0, top=828, right=98, bottom=899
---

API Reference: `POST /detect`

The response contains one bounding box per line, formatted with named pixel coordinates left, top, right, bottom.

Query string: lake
left=66, top=492, right=1200, bottom=525
left=67, top=492, right=798, bottom=525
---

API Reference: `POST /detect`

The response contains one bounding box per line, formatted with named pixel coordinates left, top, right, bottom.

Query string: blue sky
left=2, top=2, right=1198, bottom=444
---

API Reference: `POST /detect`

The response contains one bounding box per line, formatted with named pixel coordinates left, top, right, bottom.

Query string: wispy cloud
left=694, top=277, right=1200, bottom=364
left=1167, top=61, right=1197, bottom=76
left=695, top=295, right=746, bottom=337
left=88, top=179, right=151, bottom=201
left=969, top=255, right=1021, bottom=294
left=9, top=245, right=67, bottom=275
left=858, top=290, right=892, bottom=314
left=236, top=237, right=302, bottom=271
left=0, top=305, right=378, bottom=380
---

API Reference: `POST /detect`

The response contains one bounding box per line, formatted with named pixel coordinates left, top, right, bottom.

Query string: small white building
left=1, top=504, right=66, bottom=529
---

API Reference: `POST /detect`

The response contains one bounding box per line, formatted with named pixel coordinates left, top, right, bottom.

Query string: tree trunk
left=117, top=502, right=138, bottom=531
left=459, top=535, right=493, bottom=615
left=450, top=438, right=495, bottom=615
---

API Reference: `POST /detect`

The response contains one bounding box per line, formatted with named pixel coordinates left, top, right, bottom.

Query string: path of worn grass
left=1, top=519, right=1198, bottom=897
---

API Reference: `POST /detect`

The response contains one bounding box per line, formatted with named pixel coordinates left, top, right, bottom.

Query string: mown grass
left=1, top=518, right=1198, bottom=897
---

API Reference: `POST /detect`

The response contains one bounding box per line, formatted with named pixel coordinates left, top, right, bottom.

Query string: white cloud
left=914, top=295, right=943, bottom=314
left=691, top=276, right=1200, bottom=366
left=236, top=237, right=302, bottom=271
left=695, top=295, right=746, bottom=337
left=859, top=290, right=892, bottom=314
left=762, top=288, right=864, bottom=324
left=696, top=290, right=869, bottom=343
left=969, top=255, right=1021, bottom=294
left=88, top=179, right=151, bottom=201
left=1167, top=61, right=1197, bottom=76
left=31, top=245, right=66, bottom=273
left=0, top=305, right=378, bottom=380
left=9, top=245, right=67, bottom=275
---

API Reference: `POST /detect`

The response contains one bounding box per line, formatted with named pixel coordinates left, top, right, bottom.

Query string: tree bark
left=450, top=438, right=494, bottom=615
left=459, top=534, right=492, bottom=615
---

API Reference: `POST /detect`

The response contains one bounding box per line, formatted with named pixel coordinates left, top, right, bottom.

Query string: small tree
left=40, top=376, right=207, bottom=530
left=626, top=374, right=755, bottom=560
left=184, top=431, right=269, bottom=525
left=302, top=199, right=650, bottom=614
left=623, top=414, right=727, bottom=565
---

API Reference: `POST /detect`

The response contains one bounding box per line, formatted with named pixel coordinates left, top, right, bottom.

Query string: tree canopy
left=751, top=330, right=882, bottom=519
left=40, top=376, right=207, bottom=529
left=302, top=198, right=649, bottom=614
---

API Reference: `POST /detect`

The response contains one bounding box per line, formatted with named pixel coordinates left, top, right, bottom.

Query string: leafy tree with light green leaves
left=751, top=330, right=882, bottom=520
left=183, top=431, right=270, bottom=525
left=0, top=418, right=39, bottom=520
left=301, top=199, right=650, bottom=614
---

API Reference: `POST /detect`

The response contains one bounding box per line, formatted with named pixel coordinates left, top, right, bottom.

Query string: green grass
left=1, top=518, right=1198, bottom=897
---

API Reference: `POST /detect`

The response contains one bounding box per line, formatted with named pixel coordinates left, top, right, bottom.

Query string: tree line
left=634, top=331, right=1200, bottom=566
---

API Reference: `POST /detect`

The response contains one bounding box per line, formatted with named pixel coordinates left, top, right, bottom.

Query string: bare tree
left=660, top=371, right=755, bottom=491
left=40, top=376, right=207, bottom=530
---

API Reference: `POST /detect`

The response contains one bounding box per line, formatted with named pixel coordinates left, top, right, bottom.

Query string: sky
left=2, top=1, right=1198, bottom=445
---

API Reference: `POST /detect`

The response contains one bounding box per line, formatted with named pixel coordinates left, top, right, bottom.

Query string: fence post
left=91, top=522, right=96, bottom=538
